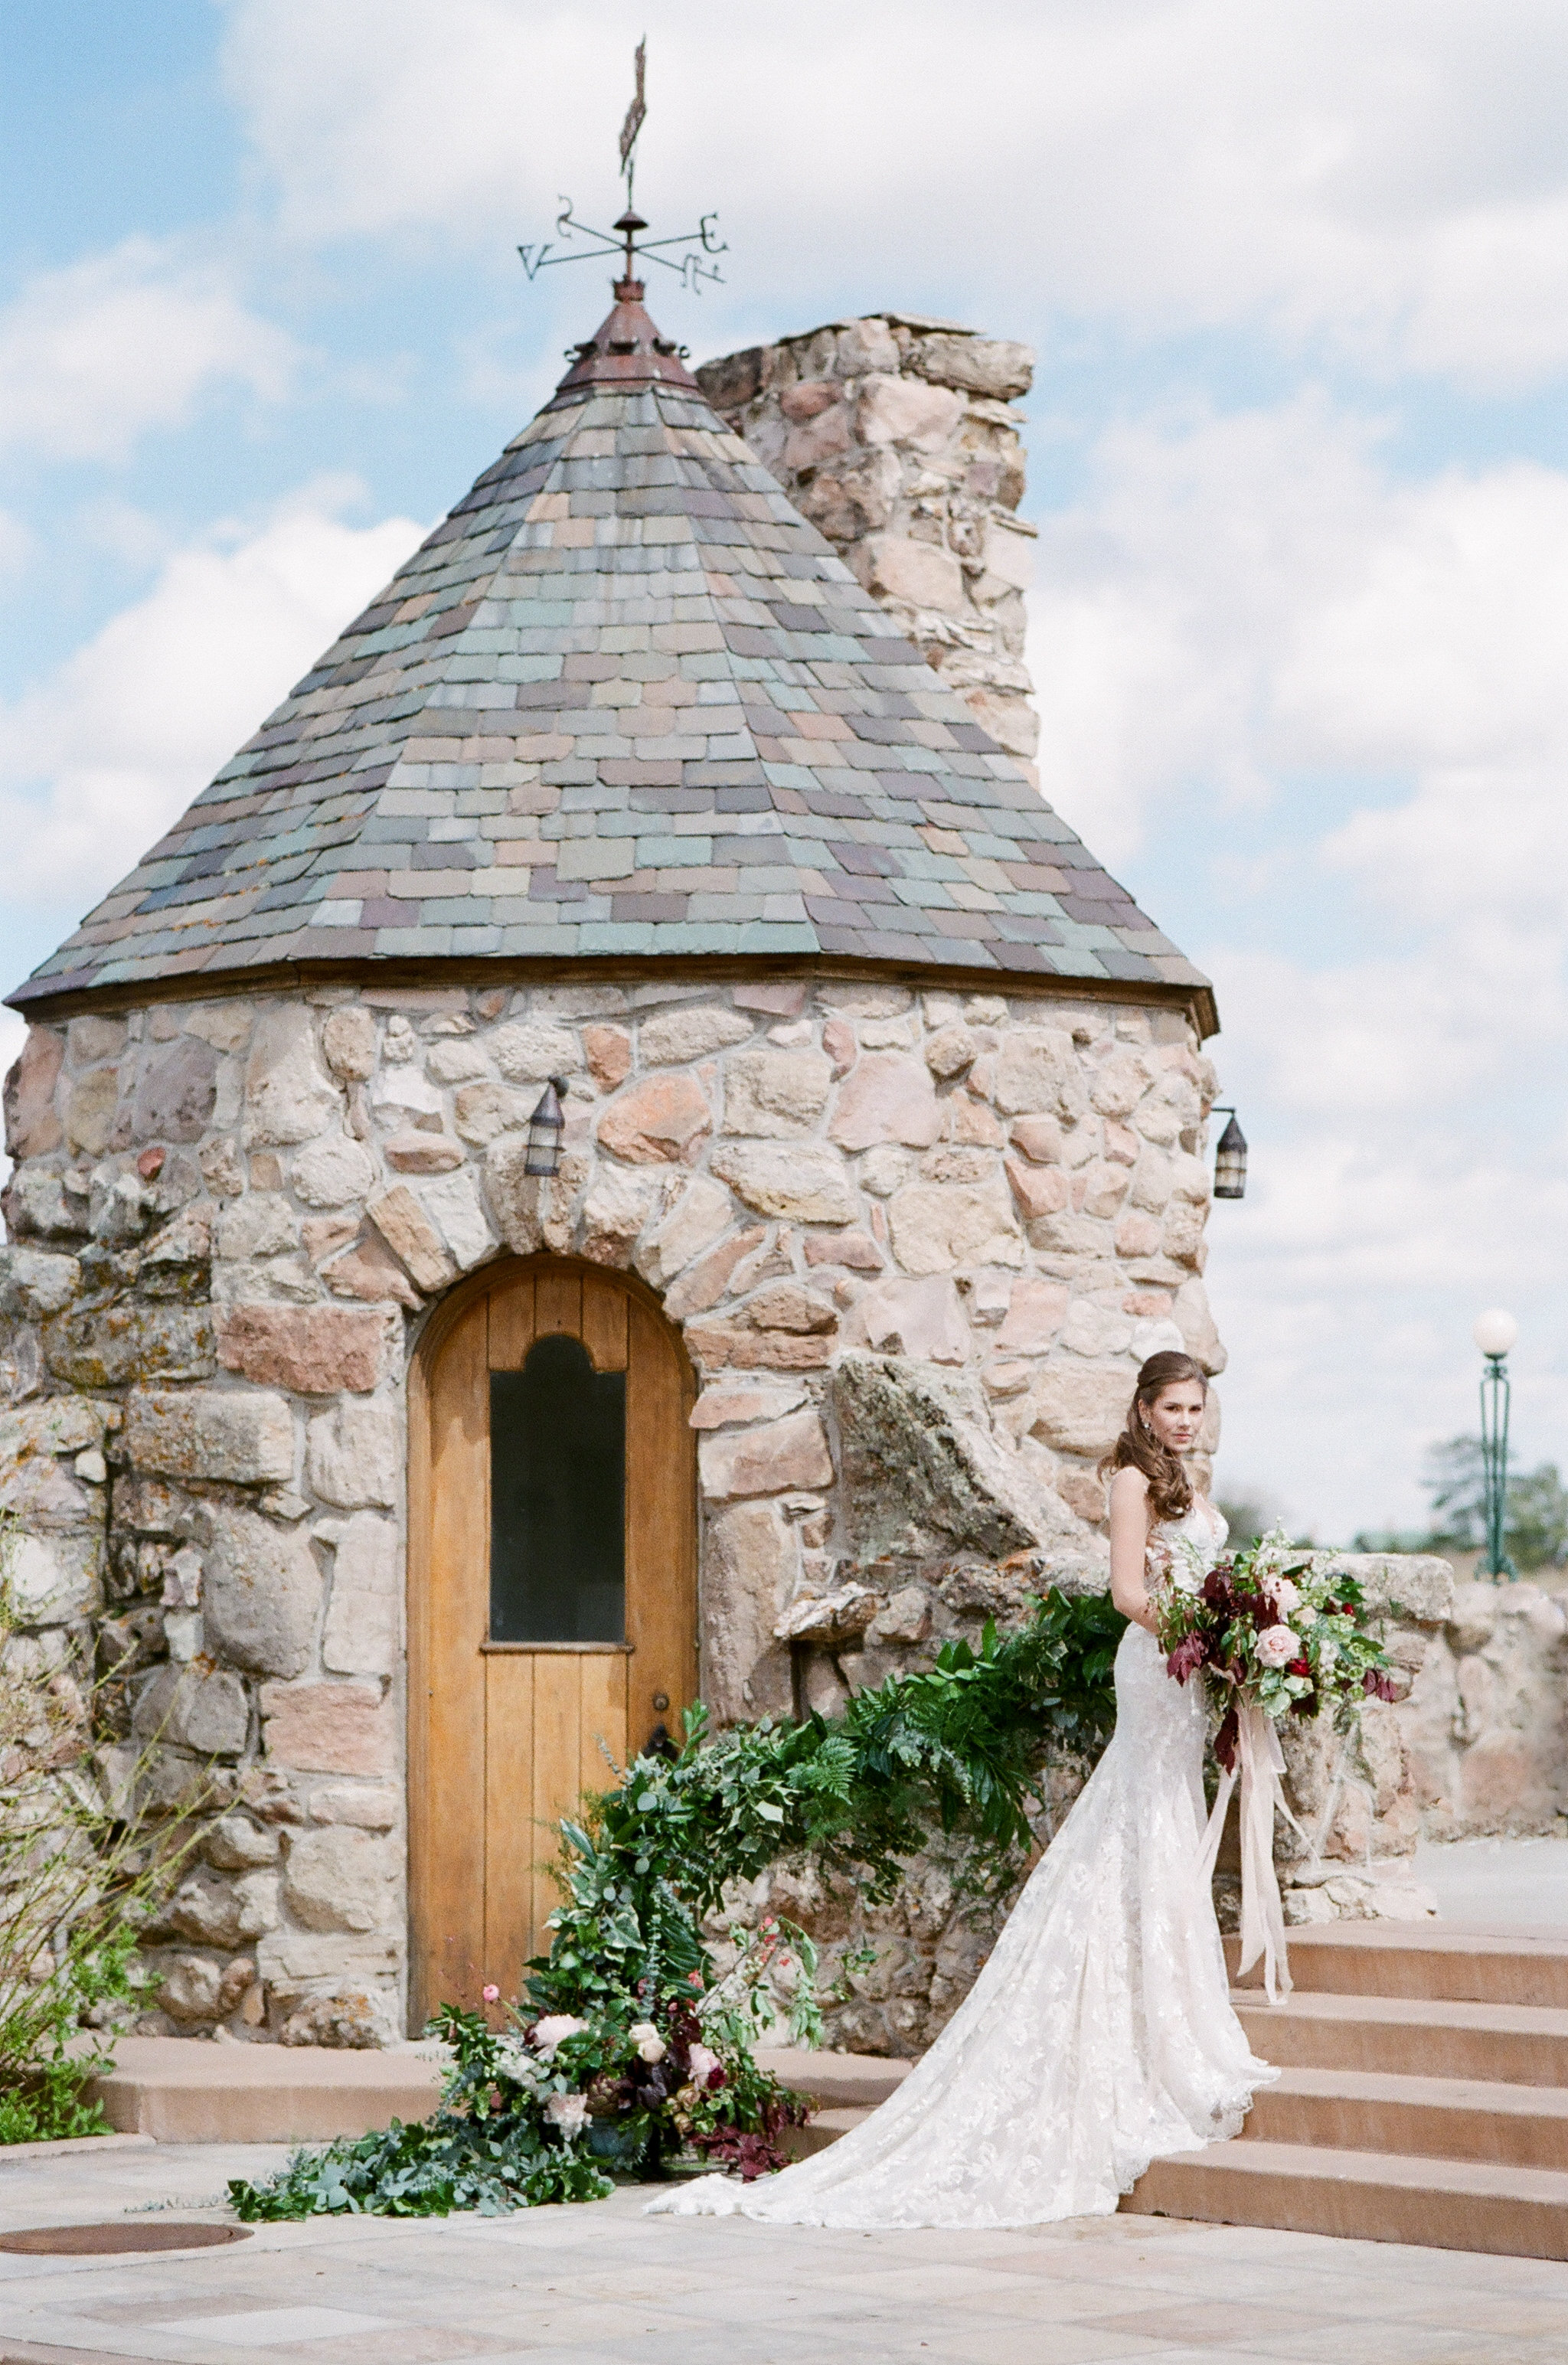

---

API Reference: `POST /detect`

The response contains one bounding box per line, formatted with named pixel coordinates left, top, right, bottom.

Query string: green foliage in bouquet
left=1155, top=1528, right=1398, bottom=1768
left=229, top=1585, right=1123, bottom=2220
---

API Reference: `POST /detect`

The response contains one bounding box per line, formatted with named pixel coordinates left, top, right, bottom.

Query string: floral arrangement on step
left=229, top=1585, right=1125, bottom=2220
left=229, top=1957, right=814, bottom=2222
left=1154, top=1527, right=1397, bottom=1767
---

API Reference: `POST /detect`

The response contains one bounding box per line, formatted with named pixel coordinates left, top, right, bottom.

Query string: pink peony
left=1256, top=1624, right=1299, bottom=1669
left=1269, top=1577, right=1302, bottom=1619
left=531, top=2014, right=587, bottom=2053
left=545, top=2091, right=589, bottom=2136
left=482, top=1984, right=500, bottom=2004
left=688, top=2042, right=721, bottom=2085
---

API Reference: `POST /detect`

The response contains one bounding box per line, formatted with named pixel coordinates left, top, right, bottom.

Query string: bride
left=648, top=1349, right=1277, bottom=2230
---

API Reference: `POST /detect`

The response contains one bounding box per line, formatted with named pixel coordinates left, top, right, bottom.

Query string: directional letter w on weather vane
left=517, top=39, right=727, bottom=294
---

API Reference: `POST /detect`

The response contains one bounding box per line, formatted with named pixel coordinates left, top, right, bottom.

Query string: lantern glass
left=523, top=1077, right=567, bottom=1178
left=1213, top=1112, right=1247, bottom=1200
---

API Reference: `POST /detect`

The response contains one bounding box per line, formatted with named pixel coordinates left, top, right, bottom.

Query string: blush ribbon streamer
left=1195, top=1697, right=1302, bottom=2006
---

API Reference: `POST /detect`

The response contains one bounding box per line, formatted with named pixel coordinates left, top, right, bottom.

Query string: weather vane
left=518, top=38, right=727, bottom=295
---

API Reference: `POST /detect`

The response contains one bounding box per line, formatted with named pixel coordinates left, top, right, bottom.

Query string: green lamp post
left=1473, top=1308, right=1518, bottom=1580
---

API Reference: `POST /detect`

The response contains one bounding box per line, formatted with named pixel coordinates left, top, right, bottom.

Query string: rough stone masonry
left=0, top=969, right=1222, bottom=2045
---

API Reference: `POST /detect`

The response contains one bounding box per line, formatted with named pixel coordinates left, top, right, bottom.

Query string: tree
left=1422, top=1436, right=1568, bottom=1573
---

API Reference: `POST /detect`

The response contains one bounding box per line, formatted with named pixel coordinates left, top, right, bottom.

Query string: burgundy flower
left=1166, top=1632, right=1208, bottom=1684
left=1363, top=1669, right=1397, bottom=1703
left=1288, top=1658, right=1311, bottom=1677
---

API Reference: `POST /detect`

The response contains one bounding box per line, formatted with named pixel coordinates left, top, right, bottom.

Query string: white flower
left=1269, top=1578, right=1302, bottom=1618
left=1256, top=1624, right=1299, bottom=1670
left=1166, top=1537, right=1207, bottom=1596
left=531, top=2014, right=587, bottom=2053
left=493, top=2037, right=542, bottom=2085
left=688, top=2042, right=721, bottom=2083
left=545, top=2090, right=590, bottom=2137
left=1317, top=1638, right=1338, bottom=1673
left=629, top=2019, right=666, bottom=2063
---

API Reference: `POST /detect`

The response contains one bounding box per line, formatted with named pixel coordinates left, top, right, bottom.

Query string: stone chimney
left=697, top=315, right=1039, bottom=773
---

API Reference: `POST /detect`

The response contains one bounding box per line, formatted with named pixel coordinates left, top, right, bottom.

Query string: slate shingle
left=10, top=283, right=1209, bottom=1016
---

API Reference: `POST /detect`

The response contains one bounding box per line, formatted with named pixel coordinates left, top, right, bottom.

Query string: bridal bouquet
left=1151, top=1528, right=1399, bottom=2003
left=1153, top=1528, right=1398, bottom=1769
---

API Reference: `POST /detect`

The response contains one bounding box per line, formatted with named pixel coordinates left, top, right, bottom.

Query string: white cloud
left=0, top=487, right=426, bottom=907
left=1025, top=394, right=1568, bottom=1533
left=223, top=0, right=1568, bottom=390
left=0, top=237, right=298, bottom=463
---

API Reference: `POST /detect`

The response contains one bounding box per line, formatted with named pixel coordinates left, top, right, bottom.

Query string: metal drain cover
left=0, top=2221, right=252, bottom=2255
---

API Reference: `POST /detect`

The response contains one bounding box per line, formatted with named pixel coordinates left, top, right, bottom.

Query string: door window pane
left=490, top=1334, right=626, bottom=1642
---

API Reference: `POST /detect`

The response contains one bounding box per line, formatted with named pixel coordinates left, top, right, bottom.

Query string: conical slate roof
left=11, top=280, right=1212, bottom=1027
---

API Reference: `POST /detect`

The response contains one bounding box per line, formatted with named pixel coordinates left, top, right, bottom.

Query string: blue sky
left=4, top=0, right=1567, bottom=1539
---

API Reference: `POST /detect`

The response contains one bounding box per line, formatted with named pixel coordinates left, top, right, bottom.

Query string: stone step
left=1233, top=1990, right=1568, bottom=2086
left=85, top=2037, right=444, bottom=2144
left=753, top=2047, right=911, bottom=2112
left=781, top=2105, right=871, bottom=2160
left=1245, top=2067, right=1568, bottom=2170
left=81, top=2038, right=905, bottom=2148
left=1228, top=1923, right=1568, bottom=2009
left=1124, top=2138, right=1568, bottom=2260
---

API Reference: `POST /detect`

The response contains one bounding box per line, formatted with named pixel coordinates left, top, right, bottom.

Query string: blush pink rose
left=1256, top=1624, right=1299, bottom=1669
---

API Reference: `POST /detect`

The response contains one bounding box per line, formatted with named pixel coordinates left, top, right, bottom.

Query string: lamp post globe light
left=1473, top=1308, right=1518, bottom=1581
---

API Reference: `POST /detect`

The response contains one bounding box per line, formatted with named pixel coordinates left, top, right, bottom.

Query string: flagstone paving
left=0, top=2145, right=1563, bottom=2364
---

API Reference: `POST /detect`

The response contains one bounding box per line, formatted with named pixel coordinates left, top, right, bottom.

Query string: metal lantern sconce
left=1474, top=1308, right=1518, bottom=1580
left=524, top=1077, right=568, bottom=1178
left=1212, top=1107, right=1248, bottom=1200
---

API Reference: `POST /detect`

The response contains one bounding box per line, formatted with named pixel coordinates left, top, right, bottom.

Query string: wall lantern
left=1211, top=1107, right=1248, bottom=1200
left=1474, top=1307, right=1519, bottom=1580
left=524, top=1077, right=568, bottom=1178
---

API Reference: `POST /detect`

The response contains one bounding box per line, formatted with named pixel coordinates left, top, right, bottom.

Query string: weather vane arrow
left=517, top=38, right=727, bottom=294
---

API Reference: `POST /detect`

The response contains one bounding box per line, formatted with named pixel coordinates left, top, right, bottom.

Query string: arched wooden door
left=409, top=1256, right=697, bottom=2022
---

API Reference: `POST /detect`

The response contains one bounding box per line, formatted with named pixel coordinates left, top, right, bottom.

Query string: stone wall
left=1400, top=1577, right=1568, bottom=1840
left=1, top=972, right=1222, bottom=2040
left=697, top=315, right=1040, bottom=771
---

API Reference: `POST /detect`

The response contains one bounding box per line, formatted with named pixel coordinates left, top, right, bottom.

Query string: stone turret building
left=0, top=277, right=1227, bottom=2049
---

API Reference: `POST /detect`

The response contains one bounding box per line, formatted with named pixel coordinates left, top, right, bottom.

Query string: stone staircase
left=1123, top=1924, right=1568, bottom=2258
left=773, top=1926, right=1568, bottom=2258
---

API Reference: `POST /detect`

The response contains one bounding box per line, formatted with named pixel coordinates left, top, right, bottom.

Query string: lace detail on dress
left=647, top=1498, right=1276, bottom=2231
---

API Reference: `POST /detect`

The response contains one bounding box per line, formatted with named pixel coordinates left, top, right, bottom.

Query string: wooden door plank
left=578, top=1650, right=630, bottom=1804
left=534, top=1265, right=581, bottom=1341
left=529, top=1655, right=582, bottom=1961
left=580, top=1269, right=629, bottom=1372
left=415, top=1298, right=490, bottom=2019
left=483, top=1651, right=535, bottom=2005
left=625, top=1296, right=697, bottom=1762
left=488, top=1268, right=536, bottom=1370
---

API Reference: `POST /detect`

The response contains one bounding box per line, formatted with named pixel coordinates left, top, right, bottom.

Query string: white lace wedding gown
left=647, top=1501, right=1277, bottom=2229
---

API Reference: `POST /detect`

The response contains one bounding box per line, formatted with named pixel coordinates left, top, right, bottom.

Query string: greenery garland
left=230, top=1586, right=1124, bottom=2220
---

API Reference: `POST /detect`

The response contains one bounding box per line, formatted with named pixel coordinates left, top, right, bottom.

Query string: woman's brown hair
left=1096, top=1351, right=1209, bottom=1524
